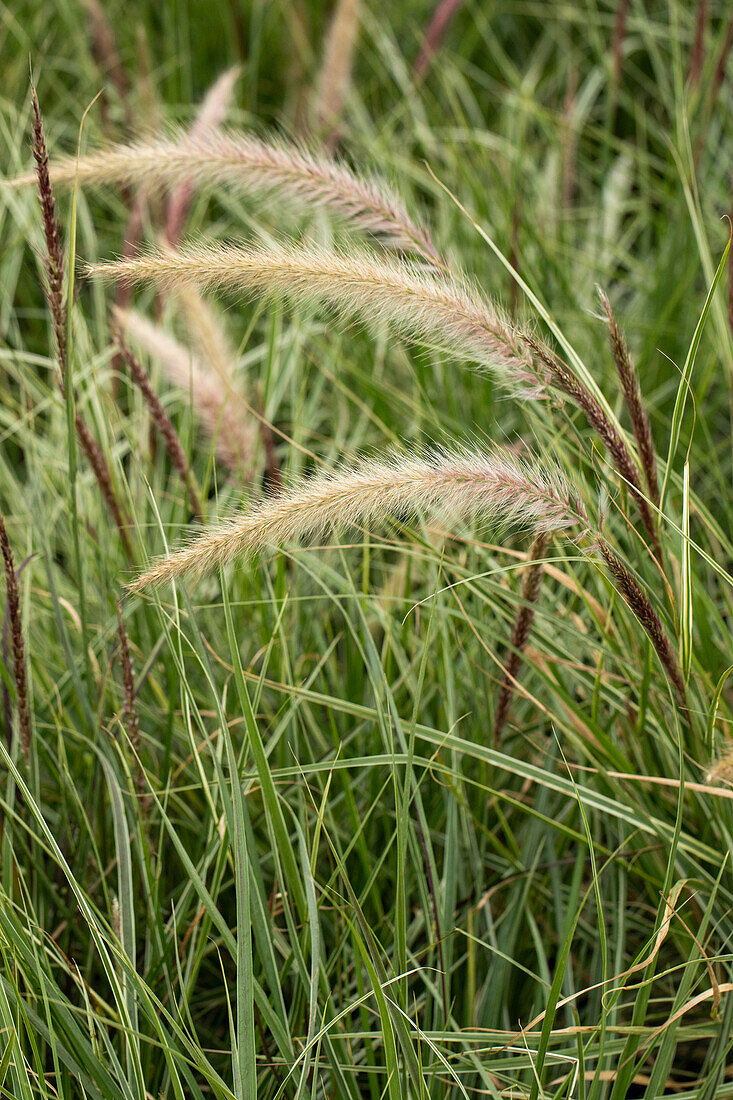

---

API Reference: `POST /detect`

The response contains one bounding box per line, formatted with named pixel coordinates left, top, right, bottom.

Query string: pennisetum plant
left=9, top=83, right=688, bottom=732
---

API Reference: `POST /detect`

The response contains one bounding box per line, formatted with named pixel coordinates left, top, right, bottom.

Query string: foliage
left=1, top=2, right=733, bottom=1097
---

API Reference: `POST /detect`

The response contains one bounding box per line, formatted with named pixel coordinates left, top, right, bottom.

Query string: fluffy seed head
left=9, top=129, right=441, bottom=263
left=128, top=446, right=583, bottom=592
left=93, top=243, right=547, bottom=396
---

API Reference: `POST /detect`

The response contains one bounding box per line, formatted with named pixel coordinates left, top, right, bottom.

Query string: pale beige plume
left=8, top=130, right=440, bottom=263
left=128, top=447, right=582, bottom=592
left=92, top=243, right=546, bottom=396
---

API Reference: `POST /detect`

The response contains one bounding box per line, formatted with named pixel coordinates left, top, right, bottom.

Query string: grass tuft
left=2, top=6, right=733, bottom=1097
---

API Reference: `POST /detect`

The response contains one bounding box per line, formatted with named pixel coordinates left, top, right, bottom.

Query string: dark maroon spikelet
left=2, top=554, right=34, bottom=751
left=114, top=331, right=204, bottom=521
left=526, top=335, right=661, bottom=559
left=31, top=87, right=67, bottom=377
left=74, top=414, right=135, bottom=560
left=597, top=538, right=686, bottom=705
left=116, top=602, right=148, bottom=809
left=599, top=290, right=659, bottom=506
left=0, top=512, right=31, bottom=761
left=494, top=531, right=548, bottom=745
left=31, top=87, right=135, bottom=563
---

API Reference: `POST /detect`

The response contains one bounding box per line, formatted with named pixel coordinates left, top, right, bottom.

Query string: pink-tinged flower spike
left=10, top=129, right=442, bottom=265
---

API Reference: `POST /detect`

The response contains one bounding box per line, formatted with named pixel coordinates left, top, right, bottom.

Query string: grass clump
left=1, top=3, right=733, bottom=1099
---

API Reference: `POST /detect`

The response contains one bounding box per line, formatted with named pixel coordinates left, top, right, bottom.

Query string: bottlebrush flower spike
left=9, top=128, right=441, bottom=264
left=92, top=242, right=548, bottom=397
left=128, top=446, right=584, bottom=592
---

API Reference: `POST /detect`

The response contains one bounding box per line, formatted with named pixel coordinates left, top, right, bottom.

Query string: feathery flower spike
left=11, top=130, right=442, bottom=264
left=0, top=511, right=31, bottom=761
left=127, top=447, right=583, bottom=592
left=31, top=87, right=134, bottom=562
left=91, top=243, right=546, bottom=396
